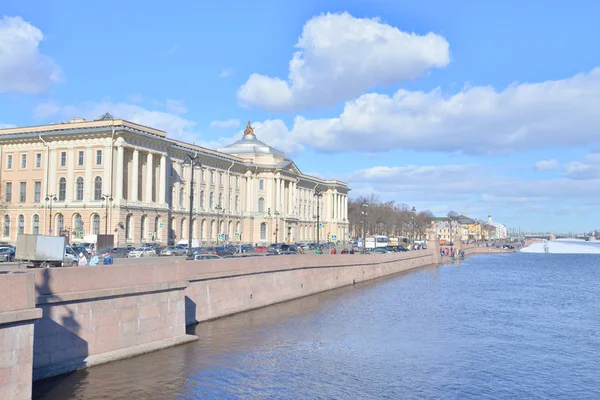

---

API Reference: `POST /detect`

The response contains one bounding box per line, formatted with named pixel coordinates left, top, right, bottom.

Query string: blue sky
left=2, top=0, right=600, bottom=233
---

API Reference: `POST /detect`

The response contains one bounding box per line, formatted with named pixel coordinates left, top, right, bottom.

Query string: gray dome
left=218, top=121, right=286, bottom=157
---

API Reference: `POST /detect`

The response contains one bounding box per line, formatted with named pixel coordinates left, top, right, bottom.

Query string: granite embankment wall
left=2, top=246, right=443, bottom=398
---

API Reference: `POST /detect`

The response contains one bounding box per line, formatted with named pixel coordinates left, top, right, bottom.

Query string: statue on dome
left=244, top=121, right=254, bottom=136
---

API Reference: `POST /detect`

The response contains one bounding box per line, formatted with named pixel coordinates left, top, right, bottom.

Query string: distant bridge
left=524, top=234, right=556, bottom=241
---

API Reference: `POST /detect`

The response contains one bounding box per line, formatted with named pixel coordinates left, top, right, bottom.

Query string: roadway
left=0, top=256, right=189, bottom=272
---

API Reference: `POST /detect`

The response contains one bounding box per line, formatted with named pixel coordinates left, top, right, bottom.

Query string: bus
left=365, top=235, right=390, bottom=249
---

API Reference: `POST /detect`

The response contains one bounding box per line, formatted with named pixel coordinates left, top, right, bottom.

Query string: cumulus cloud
left=165, top=99, right=187, bottom=115
left=34, top=101, right=196, bottom=138
left=262, top=68, right=600, bottom=155
left=534, top=159, right=558, bottom=171
left=0, top=16, right=62, bottom=93
left=238, top=12, right=450, bottom=111
left=209, top=119, right=240, bottom=129
left=0, top=123, right=16, bottom=129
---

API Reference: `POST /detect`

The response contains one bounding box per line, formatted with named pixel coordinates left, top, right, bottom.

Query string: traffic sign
left=159, top=222, right=164, bottom=228
left=234, top=232, right=240, bottom=239
left=78, top=231, right=84, bottom=239
left=331, top=235, right=337, bottom=241
left=218, top=233, right=225, bottom=241
left=318, top=223, right=323, bottom=229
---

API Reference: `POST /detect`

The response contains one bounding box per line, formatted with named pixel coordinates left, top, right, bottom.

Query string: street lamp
left=361, top=201, right=368, bottom=253
left=101, top=194, right=113, bottom=235
left=185, top=153, right=202, bottom=259
left=268, top=208, right=280, bottom=243
left=45, top=194, right=57, bottom=235
left=215, top=204, right=225, bottom=246
left=411, top=206, right=416, bottom=250
left=314, top=189, right=323, bottom=248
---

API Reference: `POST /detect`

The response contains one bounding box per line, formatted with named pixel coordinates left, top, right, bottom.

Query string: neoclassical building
left=0, top=115, right=350, bottom=246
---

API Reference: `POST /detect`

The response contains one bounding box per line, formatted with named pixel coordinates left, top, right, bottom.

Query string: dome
left=218, top=121, right=286, bottom=157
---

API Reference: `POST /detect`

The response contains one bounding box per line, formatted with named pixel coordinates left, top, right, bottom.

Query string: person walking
left=103, top=251, right=114, bottom=265
left=78, top=253, right=88, bottom=266
left=89, top=251, right=99, bottom=266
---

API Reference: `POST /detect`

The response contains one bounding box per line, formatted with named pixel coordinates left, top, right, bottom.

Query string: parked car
left=127, top=247, right=155, bottom=258
left=254, top=246, right=268, bottom=253
left=193, top=254, right=222, bottom=260
left=371, top=248, right=392, bottom=254
left=0, top=247, right=15, bottom=262
left=215, top=246, right=233, bottom=256
left=160, top=246, right=187, bottom=256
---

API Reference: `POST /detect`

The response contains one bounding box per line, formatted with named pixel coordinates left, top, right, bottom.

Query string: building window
left=125, top=215, right=131, bottom=239
left=35, top=153, right=42, bottom=168
left=78, top=151, right=84, bottom=166
left=260, top=223, right=267, bottom=241
left=4, top=182, right=11, bottom=203
left=259, top=179, right=264, bottom=190
left=19, top=182, right=26, bottom=203
left=60, top=152, right=66, bottom=167
left=236, top=222, right=240, bottom=238
left=200, top=169, right=205, bottom=183
left=58, top=178, right=66, bottom=201
left=32, top=215, right=40, bottom=235
left=18, top=215, right=24, bottom=235
left=92, top=214, right=100, bottom=235
left=75, top=177, right=84, bottom=201
left=209, top=192, right=214, bottom=209
left=74, top=214, right=83, bottom=232
left=56, top=214, right=64, bottom=233
left=210, top=220, right=215, bottom=240
left=235, top=196, right=239, bottom=212
left=179, top=187, right=184, bottom=207
left=218, top=193, right=223, bottom=207
left=170, top=163, right=174, bottom=177
left=96, top=150, right=102, bottom=165
left=34, top=181, right=41, bottom=203
left=200, top=219, right=206, bottom=240
left=236, top=176, right=239, bottom=188
left=140, top=215, right=146, bottom=242
left=200, top=191, right=205, bottom=209
left=258, top=197, right=265, bottom=213
left=154, top=216, right=160, bottom=241
left=3, top=215, right=10, bottom=237
left=210, top=171, right=214, bottom=184
left=94, top=177, right=102, bottom=200
left=6, top=155, right=12, bottom=170
left=180, top=219, right=185, bottom=239
left=219, top=173, right=223, bottom=185
left=20, top=154, right=27, bottom=169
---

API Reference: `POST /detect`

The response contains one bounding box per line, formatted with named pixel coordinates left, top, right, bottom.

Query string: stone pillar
left=115, top=146, right=124, bottom=201
left=274, top=178, right=279, bottom=212
left=66, top=148, right=74, bottom=201
left=131, top=149, right=139, bottom=202
left=145, top=152, right=154, bottom=202
left=48, top=149, right=57, bottom=199
left=159, top=154, right=166, bottom=205
left=280, top=179, right=285, bottom=214
left=103, top=145, right=111, bottom=197
left=84, top=147, right=93, bottom=202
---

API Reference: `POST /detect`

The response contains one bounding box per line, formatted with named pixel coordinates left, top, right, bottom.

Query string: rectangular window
left=60, top=152, right=66, bottom=167
left=210, top=171, right=214, bottom=184
left=6, top=155, right=12, bottom=170
left=34, top=181, right=41, bottom=202
left=78, top=151, right=84, bottom=166
left=96, top=150, right=102, bottom=165
left=35, top=153, right=42, bottom=168
left=19, top=182, right=26, bottom=203
left=170, top=163, right=174, bottom=177
left=259, top=179, right=265, bottom=190
left=4, top=182, right=12, bottom=203
left=236, top=176, right=239, bottom=188
left=20, top=154, right=27, bottom=169
left=219, top=173, right=223, bottom=185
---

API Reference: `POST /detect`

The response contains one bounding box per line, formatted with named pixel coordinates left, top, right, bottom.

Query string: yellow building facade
left=0, top=115, right=350, bottom=246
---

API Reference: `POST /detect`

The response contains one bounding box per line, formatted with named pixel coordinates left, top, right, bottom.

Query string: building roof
left=218, top=121, right=286, bottom=157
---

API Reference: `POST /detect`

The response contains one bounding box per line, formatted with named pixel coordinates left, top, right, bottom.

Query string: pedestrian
left=103, top=251, right=114, bottom=265
left=89, top=251, right=99, bottom=266
left=78, top=252, right=88, bottom=266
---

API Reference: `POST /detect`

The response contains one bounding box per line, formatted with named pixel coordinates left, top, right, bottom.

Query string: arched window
left=219, top=220, right=224, bottom=235
left=201, top=219, right=206, bottom=240
left=17, top=215, right=25, bottom=235
left=235, top=222, right=240, bottom=239
left=3, top=215, right=10, bottom=237
left=94, top=177, right=102, bottom=200
left=92, top=214, right=100, bottom=235
left=58, top=178, right=67, bottom=201
left=192, top=219, right=197, bottom=239
left=200, top=191, right=205, bottom=209
left=209, top=192, right=214, bottom=209
left=56, top=214, right=64, bottom=234
left=228, top=221, right=232, bottom=239
left=235, top=196, right=239, bottom=212
left=32, top=214, right=40, bottom=235
left=125, top=215, right=132, bottom=239
left=73, top=213, right=83, bottom=233
left=260, top=223, right=267, bottom=241
left=75, top=177, right=84, bottom=201
left=180, top=219, right=185, bottom=239
left=179, top=187, right=184, bottom=207
left=140, top=215, right=146, bottom=242
left=258, top=197, right=265, bottom=213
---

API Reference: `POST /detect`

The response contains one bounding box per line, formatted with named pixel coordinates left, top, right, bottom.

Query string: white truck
left=15, top=234, right=78, bottom=268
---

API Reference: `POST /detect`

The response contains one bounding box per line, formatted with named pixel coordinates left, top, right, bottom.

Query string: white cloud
left=219, top=68, right=232, bottom=79
left=238, top=12, right=450, bottom=111
left=281, top=68, right=600, bottom=155
left=0, top=16, right=62, bottom=93
left=534, top=159, right=558, bottom=171
left=34, top=101, right=196, bottom=138
left=0, top=123, right=16, bottom=129
left=165, top=99, right=187, bottom=115
left=209, top=119, right=240, bottom=129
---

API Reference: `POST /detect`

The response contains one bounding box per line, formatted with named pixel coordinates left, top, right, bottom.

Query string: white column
left=103, top=145, right=111, bottom=196
left=274, top=178, right=279, bottom=212
left=159, top=154, right=166, bottom=204
left=131, top=149, right=139, bottom=201
left=196, top=167, right=202, bottom=211
left=245, top=176, right=251, bottom=212
left=84, top=147, right=92, bottom=202
left=48, top=149, right=57, bottom=197
left=145, top=152, right=154, bottom=202
left=66, top=148, right=74, bottom=201
left=267, top=177, right=273, bottom=212
left=337, top=193, right=341, bottom=221
left=280, top=179, right=285, bottom=214
left=116, top=146, right=124, bottom=201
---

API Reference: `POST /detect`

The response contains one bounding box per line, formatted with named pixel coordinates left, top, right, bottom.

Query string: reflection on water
left=34, top=254, right=600, bottom=399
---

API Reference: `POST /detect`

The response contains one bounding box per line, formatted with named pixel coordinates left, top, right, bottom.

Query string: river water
left=33, top=253, right=600, bottom=399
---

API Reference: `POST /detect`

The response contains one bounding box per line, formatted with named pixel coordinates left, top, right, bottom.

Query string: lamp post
left=215, top=204, right=224, bottom=246
left=45, top=194, right=57, bottom=235
left=268, top=209, right=280, bottom=243
left=101, top=194, right=113, bottom=235
left=361, top=201, right=368, bottom=253
left=314, top=189, right=323, bottom=248
left=186, top=153, right=202, bottom=259
left=411, top=206, right=416, bottom=251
